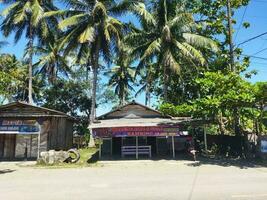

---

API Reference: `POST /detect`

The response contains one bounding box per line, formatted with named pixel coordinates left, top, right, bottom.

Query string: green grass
left=35, top=147, right=100, bottom=169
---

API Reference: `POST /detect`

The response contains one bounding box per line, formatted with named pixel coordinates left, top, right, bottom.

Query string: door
left=112, top=137, right=121, bottom=156
left=156, top=137, right=169, bottom=156
left=101, top=138, right=112, bottom=156
left=3, top=134, right=16, bottom=159
left=0, top=135, right=5, bottom=158
left=147, top=137, right=157, bottom=156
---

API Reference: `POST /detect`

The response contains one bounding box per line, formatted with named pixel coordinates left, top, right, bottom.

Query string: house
left=90, top=101, right=195, bottom=159
left=0, top=102, right=75, bottom=160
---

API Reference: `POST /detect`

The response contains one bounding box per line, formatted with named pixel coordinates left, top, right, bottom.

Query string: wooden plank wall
left=0, top=135, right=5, bottom=158
left=65, top=120, right=74, bottom=149
left=48, top=117, right=73, bottom=150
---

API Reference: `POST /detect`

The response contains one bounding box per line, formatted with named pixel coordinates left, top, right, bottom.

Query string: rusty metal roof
left=0, top=101, right=76, bottom=120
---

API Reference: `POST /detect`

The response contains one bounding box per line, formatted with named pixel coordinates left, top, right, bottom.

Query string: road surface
left=0, top=160, right=267, bottom=200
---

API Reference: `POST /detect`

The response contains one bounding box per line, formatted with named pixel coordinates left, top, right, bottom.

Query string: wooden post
left=29, top=135, right=32, bottom=158
left=99, top=138, right=102, bottom=159
left=136, top=136, right=138, bottom=159
left=204, top=125, right=208, bottom=152
left=172, top=136, right=175, bottom=159
left=37, top=132, right=41, bottom=160
left=110, top=138, right=113, bottom=156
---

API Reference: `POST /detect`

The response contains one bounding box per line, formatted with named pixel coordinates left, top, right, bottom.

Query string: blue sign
left=0, top=120, right=40, bottom=134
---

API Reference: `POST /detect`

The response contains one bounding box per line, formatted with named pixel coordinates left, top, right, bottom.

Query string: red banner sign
left=93, top=126, right=183, bottom=137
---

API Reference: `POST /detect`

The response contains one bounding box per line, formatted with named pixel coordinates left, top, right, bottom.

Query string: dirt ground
left=1, top=159, right=267, bottom=200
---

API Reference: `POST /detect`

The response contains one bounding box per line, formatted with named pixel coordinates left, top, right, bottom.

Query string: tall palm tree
left=1, top=0, right=57, bottom=104
left=106, top=43, right=135, bottom=106
left=0, top=41, right=8, bottom=50
left=32, top=35, right=71, bottom=84
left=135, top=62, right=156, bottom=107
left=47, top=0, right=135, bottom=122
left=127, top=1, right=217, bottom=101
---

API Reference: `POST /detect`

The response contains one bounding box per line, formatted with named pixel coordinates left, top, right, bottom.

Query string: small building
left=91, top=101, right=194, bottom=159
left=0, top=102, right=75, bottom=160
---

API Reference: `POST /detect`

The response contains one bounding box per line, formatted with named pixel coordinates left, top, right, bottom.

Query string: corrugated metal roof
left=90, top=117, right=193, bottom=128
left=0, top=101, right=76, bottom=120
left=97, top=101, right=171, bottom=119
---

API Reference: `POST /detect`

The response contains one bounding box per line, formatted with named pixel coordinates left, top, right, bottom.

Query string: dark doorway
left=3, top=134, right=16, bottom=159
left=112, top=137, right=121, bottom=156
left=156, top=137, right=169, bottom=156
left=147, top=137, right=157, bottom=156
left=0, top=135, right=5, bottom=158
left=102, top=138, right=112, bottom=156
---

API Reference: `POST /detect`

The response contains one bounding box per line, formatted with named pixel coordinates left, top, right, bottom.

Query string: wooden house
left=91, top=101, right=194, bottom=159
left=0, top=102, right=75, bottom=160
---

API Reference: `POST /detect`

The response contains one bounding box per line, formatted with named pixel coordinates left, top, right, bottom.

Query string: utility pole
left=226, top=0, right=235, bottom=72
left=226, top=0, right=241, bottom=140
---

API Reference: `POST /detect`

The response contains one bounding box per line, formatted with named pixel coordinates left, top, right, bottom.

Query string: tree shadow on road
left=0, top=169, right=16, bottom=174
left=186, top=157, right=267, bottom=169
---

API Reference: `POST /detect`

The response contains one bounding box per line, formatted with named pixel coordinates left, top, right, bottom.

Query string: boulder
left=39, top=150, right=70, bottom=165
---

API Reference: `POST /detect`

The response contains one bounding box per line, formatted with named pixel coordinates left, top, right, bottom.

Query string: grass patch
left=35, top=147, right=100, bottom=169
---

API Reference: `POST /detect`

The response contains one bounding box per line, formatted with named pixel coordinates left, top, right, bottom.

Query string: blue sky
left=0, top=1, right=266, bottom=116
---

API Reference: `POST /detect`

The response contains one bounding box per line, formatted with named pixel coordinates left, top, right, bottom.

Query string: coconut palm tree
left=46, top=0, right=137, bottom=122
left=135, top=62, right=157, bottom=107
left=105, top=43, right=135, bottom=106
left=127, top=1, right=217, bottom=101
left=0, top=41, right=8, bottom=50
left=32, top=35, right=71, bottom=84
left=1, top=0, right=57, bottom=104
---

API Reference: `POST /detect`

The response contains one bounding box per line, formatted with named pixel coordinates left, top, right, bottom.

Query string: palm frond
left=58, top=14, right=87, bottom=30
left=140, top=39, right=161, bottom=61
left=183, top=33, right=218, bottom=52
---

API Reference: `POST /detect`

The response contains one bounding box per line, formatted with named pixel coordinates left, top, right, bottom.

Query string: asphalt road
left=0, top=160, right=267, bottom=200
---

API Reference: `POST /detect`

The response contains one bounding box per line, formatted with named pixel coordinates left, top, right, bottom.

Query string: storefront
left=0, top=102, right=75, bottom=160
left=91, top=101, right=193, bottom=159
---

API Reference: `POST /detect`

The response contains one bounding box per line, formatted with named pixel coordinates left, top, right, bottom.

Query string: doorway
left=112, top=137, right=121, bottom=156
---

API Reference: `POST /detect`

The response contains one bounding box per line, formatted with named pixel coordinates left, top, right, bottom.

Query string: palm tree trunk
left=90, top=39, right=100, bottom=124
left=145, top=83, right=151, bottom=107
left=88, top=40, right=100, bottom=148
left=91, top=66, right=97, bottom=121
left=28, top=24, right=33, bottom=104
left=163, top=65, right=168, bottom=101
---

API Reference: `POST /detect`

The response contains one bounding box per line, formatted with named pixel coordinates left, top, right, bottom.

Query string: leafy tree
left=42, top=79, right=91, bottom=118
left=254, top=82, right=267, bottom=133
left=0, top=54, right=27, bottom=103
left=1, top=0, right=57, bottom=104
left=160, top=72, right=260, bottom=136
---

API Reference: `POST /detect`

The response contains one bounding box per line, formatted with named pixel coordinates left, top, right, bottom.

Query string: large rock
left=39, top=150, right=69, bottom=165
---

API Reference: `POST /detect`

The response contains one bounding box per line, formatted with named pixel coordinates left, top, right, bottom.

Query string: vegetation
left=0, top=0, right=266, bottom=156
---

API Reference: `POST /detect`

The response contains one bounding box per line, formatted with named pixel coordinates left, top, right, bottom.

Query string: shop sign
left=261, top=140, right=267, bottom=153
left=93, top=126, right=183, bottom=137
left=0, top=120, right=40, bottom=134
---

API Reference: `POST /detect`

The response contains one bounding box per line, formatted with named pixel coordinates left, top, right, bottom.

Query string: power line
left=252, top=47, right=267, bottom=56
left=252, top=0, right=267, bottom=3
left=234, top=5, right=248, bottom=42
left=241, top=54, right=267, bottom=60
left=237, top=31, right=267, bottom=47
left=250, top=61, right=267, bottom=65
